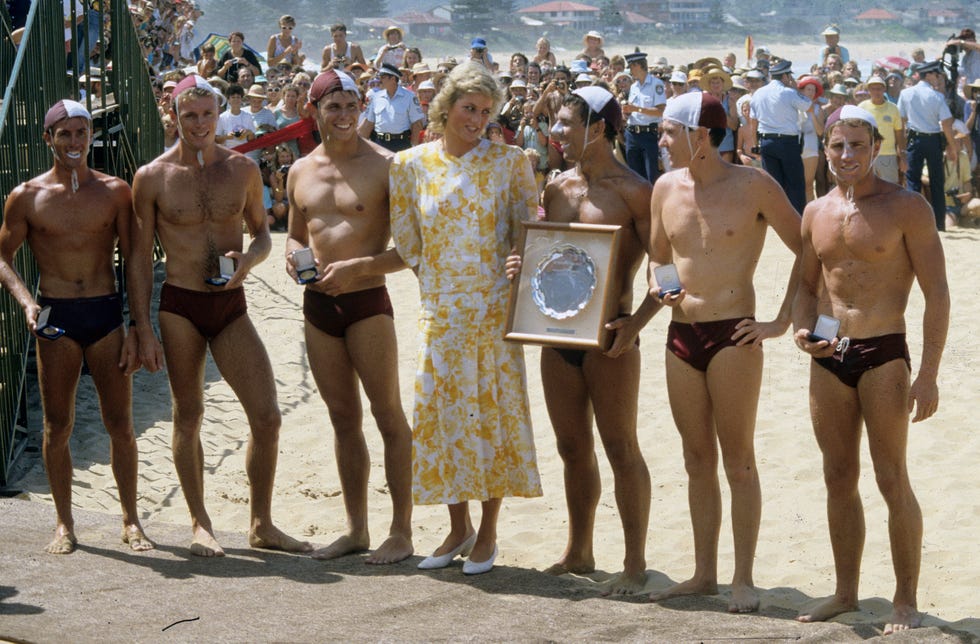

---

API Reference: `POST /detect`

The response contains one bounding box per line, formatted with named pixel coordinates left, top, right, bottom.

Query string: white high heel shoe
left=462, top=544, right=498, bottom=575
left=417, top=533, right=477, bottom=570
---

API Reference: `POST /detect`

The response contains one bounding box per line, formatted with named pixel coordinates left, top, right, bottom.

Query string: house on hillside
left=517, top=1, right=600, bottom=31
left=621, top=10, right=656, bottom=31
left=392, top=11, right=452, bottom=37
left=853, top=8, right=901, bottom=26
left=353, top=12, right=451, bottom=42
left=621, top=0, right=710, bottom=30
left=924, top=8, right=963, bottom=26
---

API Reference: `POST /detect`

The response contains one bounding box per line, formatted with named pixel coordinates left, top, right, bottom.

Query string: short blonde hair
left=427, top=62, right=503, bottom=136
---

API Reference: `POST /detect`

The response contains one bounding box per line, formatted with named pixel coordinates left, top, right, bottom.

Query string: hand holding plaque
left=505, top=221, right=623, bottom=350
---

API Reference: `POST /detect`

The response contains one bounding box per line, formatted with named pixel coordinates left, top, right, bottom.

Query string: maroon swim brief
left=159, top=282, right=248, bottom=340
left=666, top=317, right=753, bottom=372
left=814, top=333, right=911, bottom=388
left=303, top=286, right=394, bottom=338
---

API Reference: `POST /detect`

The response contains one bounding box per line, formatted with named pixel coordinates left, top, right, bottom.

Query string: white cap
left=44, top=99, right=92, bottom=129
left=826, top=104, right=878, bottom=130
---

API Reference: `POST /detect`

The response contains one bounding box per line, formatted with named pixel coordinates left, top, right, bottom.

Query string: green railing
left=0, top=1, right=163, bottom=486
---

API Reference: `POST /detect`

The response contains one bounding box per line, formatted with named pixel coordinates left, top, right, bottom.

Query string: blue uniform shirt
left=897, top=80, right=952, bottom=134
left=751, top=80, right=812, bottom=135
left=627, top=73, right=666, bottom=126
left=366, top=85, right=424, bottom=134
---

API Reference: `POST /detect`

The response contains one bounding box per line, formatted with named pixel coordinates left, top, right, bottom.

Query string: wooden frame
left=505, top=221, right=624, bottom=350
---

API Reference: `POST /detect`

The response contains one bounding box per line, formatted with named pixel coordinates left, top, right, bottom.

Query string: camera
left=556, top=80, right=567, bottom=91
left=750, top=145, right=761, bottom=155
left=943, top=34, right=961, bottom=59
left=278, top=164, right=292, bottom=179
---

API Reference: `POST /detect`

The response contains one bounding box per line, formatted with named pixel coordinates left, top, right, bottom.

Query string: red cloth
left=234, top=117, right=318, bottom=155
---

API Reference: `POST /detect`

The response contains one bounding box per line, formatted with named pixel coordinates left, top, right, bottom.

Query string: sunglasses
left=297, top=82, right=311, bottom=88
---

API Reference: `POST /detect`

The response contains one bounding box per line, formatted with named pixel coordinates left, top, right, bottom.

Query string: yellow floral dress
left=390, top=139, right=543, bottom=505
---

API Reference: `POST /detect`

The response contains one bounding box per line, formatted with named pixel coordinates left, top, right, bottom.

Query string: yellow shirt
left=858, top=99, right=903, bottom=156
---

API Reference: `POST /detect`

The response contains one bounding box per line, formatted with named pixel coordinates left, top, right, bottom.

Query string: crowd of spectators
left=110, top=3, right=980, bottom=229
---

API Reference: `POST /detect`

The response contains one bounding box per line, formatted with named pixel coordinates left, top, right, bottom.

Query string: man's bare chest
left=157, top=169, right=245, bottom=225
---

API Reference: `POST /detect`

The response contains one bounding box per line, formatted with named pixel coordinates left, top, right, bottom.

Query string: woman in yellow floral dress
left=390, top=63, right=542, bottom=575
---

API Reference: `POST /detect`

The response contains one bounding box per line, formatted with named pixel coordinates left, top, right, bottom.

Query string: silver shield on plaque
left=530, top=243, right=597, bottom=320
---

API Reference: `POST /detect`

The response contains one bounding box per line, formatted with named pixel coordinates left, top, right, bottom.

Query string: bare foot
left=45, top=528, right=77, bottom=555
left=249, top=525, right=313, bottom=553
left=311, top=534, right=369, bottom=561
left=121, top=525, right=155, bottom=552
left=601, top=570, right=648, bottom=596
left=796, top=595, right=858, bottom=623
left=189, top=526, right=225, bottom=557
left=883, top=604, right=921, bottom=635
left=365, top=534, right=414, bottom=565
left=543, top=554, right=595, bottom=576
left=728, top=583, right=760, bottom=613
left=648, top=577, right=718, bottom=602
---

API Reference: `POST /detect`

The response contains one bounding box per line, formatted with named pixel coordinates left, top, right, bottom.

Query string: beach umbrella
left=192, top=32, right=265, bottom=65
left=874, top=55, right=910, bottom=71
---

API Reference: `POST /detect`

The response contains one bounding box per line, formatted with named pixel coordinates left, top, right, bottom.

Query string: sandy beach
left=7, top=220, right=980, bottom=640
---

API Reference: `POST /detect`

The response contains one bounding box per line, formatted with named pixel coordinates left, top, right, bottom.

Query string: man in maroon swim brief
left=814, top=333, right=911, bottom=388
left=303, top=285, right=394, bottom=338
left=158, top=283, right=248, bottom=340
left=666, top=317, right=753, bottom=372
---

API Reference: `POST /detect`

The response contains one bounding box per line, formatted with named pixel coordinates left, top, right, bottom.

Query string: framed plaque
left=505, top=221, right=624, bottom=350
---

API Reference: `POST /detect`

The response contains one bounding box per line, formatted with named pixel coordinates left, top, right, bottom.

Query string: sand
left=8, top=220, right=980, bottom=640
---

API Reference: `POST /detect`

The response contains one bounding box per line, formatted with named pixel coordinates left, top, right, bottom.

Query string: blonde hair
left=176, top=86, right=218, bottom=109
left=427, top=62, right=503, bottom=136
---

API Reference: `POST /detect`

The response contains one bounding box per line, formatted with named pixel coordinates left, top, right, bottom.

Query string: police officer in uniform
left=750, top=59, right=812, bottom=213
left=357, top=63, right=424, bottom=152
left=897, top=60, right=958, bottom=230
left=623, top=51, right=666, bottom=183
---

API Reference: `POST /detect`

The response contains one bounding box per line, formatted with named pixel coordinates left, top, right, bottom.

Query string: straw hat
left=613, top=71, right=632, bottom=85
left=246, top=84, right=267, bottom=100
left=693, top=57, right=723, bottom=71
left=701, top=67, right=731, bottom=91
left=383, top=25, right=403, bottom=40
left=583, top=30, right=603, bottom=45
left=730, top=76, right=749, bottom=92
